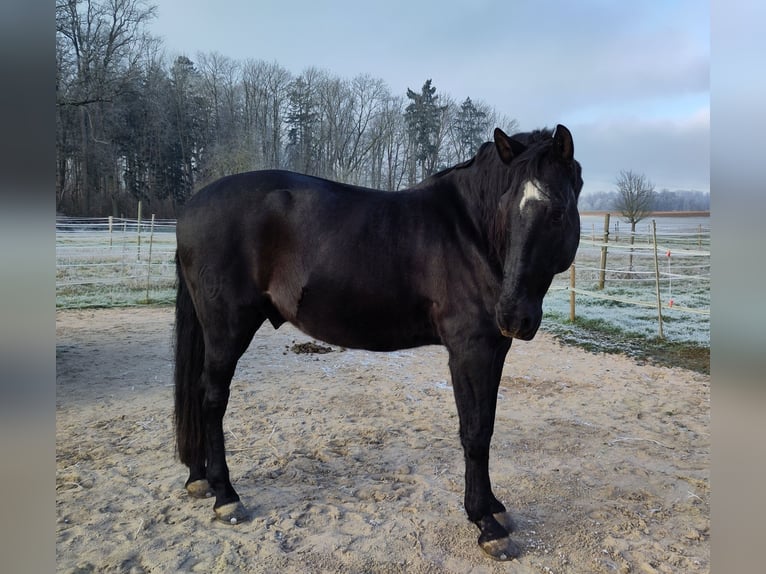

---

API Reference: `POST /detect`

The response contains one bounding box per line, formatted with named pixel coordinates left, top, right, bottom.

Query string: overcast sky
left=149, top=0, right=709, bottom=195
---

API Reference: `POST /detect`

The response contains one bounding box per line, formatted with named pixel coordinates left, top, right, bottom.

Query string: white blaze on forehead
left=519, top=180, right=547, bottom=212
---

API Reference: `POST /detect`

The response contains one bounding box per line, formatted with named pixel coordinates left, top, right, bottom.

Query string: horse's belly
left=291, top=296, right=440, bottom=352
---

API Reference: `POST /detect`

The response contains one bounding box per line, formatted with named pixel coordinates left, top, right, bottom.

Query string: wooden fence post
left=137, top=201, right=142, bottom=260
left=651, top=219, right=665, bottom=339
left=598, top=212, right=610, bottom=289
left=121, top=218, right=127, bottom=276
left=145, top=214, right=155, bottom=302
left=108, top=215, right=113, bottom=249
left=569, top=263, right=576, bottom=322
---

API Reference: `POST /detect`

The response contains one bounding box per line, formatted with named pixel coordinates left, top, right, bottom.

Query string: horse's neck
left=437, top=168, right=507, bottom=266
left=459, top=164, right=507, bottom=217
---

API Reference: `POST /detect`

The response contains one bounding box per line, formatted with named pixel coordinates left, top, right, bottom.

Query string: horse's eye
left=550, top=208, right=565, bottom=226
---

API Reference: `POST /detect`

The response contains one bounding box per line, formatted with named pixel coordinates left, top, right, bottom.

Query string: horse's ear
left=494, top=128, right=526, bottom=164
left=553, top=124, right=574, bottom=161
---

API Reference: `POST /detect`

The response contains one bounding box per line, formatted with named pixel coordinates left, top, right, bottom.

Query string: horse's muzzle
left=498, top=324, right=538, bottom=341
left=496, top=303, right=542, bottom=341
left=499, top=327, right=514, bottom=339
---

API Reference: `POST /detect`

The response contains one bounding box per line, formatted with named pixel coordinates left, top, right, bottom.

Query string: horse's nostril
left=496, top=305, right=542, bottom=341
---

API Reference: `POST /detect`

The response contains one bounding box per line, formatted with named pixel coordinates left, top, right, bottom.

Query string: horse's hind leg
left=185, top=463, right=212, bottom=499
left=199, top=354, right=246, bottom=523
left=197, top=306, right=264, bottom=524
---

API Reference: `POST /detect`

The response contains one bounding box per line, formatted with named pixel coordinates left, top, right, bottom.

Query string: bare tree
left=340, top=75, right=389, bottom=185
left=615, top=169, right=655, bottom=271
left=57, top=9, right=528, bottom=216
left=375, top=95, right=408, bottom=191
left=56, top=0, right=157, bottom=214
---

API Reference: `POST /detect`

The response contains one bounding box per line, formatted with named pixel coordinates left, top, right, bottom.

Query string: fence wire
left=547, top=217, right=710, bottom=344
left=56, top=217, right=177, bottom=308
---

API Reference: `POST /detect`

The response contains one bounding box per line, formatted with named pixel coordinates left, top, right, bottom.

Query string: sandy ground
left=56, top=307, right=709, bottom=573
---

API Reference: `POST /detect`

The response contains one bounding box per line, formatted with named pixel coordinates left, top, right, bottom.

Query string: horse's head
left=493, top=125, right=582, bottom=340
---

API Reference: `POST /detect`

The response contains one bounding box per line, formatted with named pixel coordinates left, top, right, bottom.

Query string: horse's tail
left=174, top=252, right=205, bottom=467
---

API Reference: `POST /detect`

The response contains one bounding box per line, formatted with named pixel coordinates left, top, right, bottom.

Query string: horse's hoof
left=493, top=511, right=517, bottom=532
left=214, top=501, right=249, bottom=525
left=479, top=535, right=522, bottom=561
left=186, top=479, right=213, bottom=499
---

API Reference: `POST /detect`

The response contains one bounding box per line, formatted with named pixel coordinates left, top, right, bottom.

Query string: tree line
left=578, top=188, right=710, bottom=213
left=56, top=0, right=518, bottom=218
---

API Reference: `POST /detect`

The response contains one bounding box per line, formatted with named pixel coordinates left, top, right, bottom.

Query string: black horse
left=174, top=125, right=582, bottom=560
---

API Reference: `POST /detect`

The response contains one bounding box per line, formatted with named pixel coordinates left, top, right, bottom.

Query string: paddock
left=56, top=307, right=709, bottom=573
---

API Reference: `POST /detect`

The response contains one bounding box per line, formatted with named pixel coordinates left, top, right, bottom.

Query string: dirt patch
left=56, top=307, right=709, bottom=573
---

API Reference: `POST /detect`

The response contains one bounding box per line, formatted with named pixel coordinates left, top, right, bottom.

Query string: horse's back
left=178, top=170, right=398, bottom=240
left=177, top=170, right=418, bottom=270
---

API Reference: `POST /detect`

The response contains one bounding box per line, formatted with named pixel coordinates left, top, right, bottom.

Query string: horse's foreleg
left=449, top=338, right=519, bottom=561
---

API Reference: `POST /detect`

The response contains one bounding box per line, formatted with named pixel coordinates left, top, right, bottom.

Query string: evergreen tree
left=404, top=79, right=446, bottom=181
left=454, top=97, right=488, bottom=162
left=168, top=56, right=209, bottom=204
left=286, top=73, right=320, bottom=174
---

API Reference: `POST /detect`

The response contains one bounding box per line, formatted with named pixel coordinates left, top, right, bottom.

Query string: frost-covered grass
left=543, top=279, right=710, bottom=346
left=545, top=228, right=710, bottom=344
left=540, top=215, right=710, bottom=372
left=56, top=226, right=176, bottom=308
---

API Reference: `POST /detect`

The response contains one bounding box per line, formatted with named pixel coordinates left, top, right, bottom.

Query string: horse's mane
left=504, top=128, right=557, bottom=198
left=427, top=128, right=555, bottom=186
left=430, top=128, right=557, bottom=263
left=455, top=128, right=555, bottom=204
